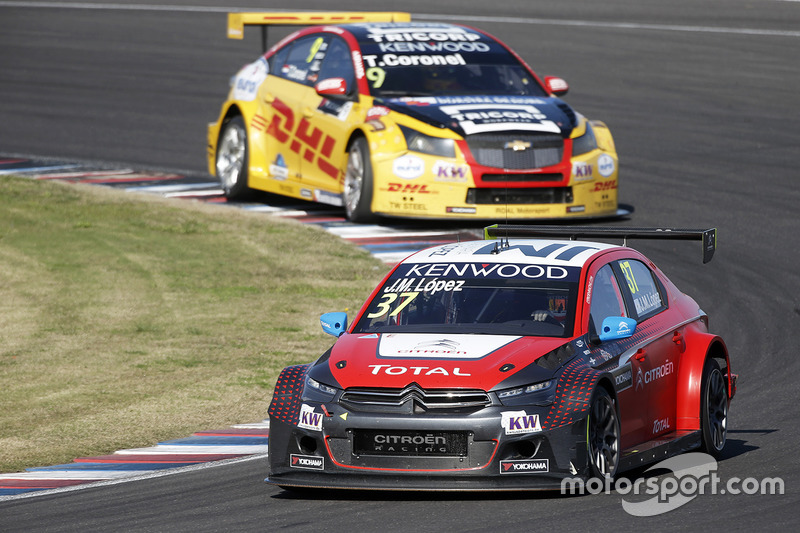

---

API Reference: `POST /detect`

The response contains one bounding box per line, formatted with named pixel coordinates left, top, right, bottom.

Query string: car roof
left=337, top=21, right=487, bottom=38
left=401, top=239, right=620, bottom=268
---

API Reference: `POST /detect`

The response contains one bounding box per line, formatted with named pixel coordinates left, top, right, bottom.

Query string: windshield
left=352, top=262, right=579, bottom=337
left=355, top=24, right=548, bottom=98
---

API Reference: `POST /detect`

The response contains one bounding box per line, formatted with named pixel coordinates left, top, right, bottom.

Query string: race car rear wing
left=227, top=11, right=412, bottom=52
left=484, top=225, right=717, bottom=263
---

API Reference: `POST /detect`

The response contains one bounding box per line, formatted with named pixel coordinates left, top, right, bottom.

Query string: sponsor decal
left=390, top=262, right=574, bottom=282
left=298, top=404, right=323, bottom=431
left=352, top=50, right=365, bottom=79
left=615, top=367, right=633, bottom=391
left=400, top=95, right=548, bottom=106
left=501, top=459, right=549, bottom=474
left=393, top=154, right=425, bottom=179
left=313, top=189, right=343, bottom=207
left=300, top=188, right=312, bottom=199
left=269, top=153, right=289, bottom=180
left=318, top=98, right=353, bottom=121
left=615, top=320, right=632, bottom=336
left=433, top=160, right=468, bottom=182
left=598, top=154, right=615, bottom=177
left=367, top=364, right=471, bottom=377
left=653, top=417, right=671, bottom=434
left=572, top=162, right=594, bottom=182
left=232, top=58, right=268, bottom=101
left=472, top=242, right=600, bottom=263
left=567, top=205, right=586, bottom=213
left=592, top=179, right=617, bottom=192
left=365, top=27, right=484, bottom=44
left=386, top=183, right=432, bottom=194
left=362, top=53, right=467, bottom=68
left=635, top=360, right=674, bottom=390
left=290, top=454, right=324, bottom=470
left=501, top=411, right=543, bottom=435
left=634, top=291, right=662, bottom=315
left=377, top=333, right=519, bottom=360
left=586, top=275, right=594, bottom=304
left=267, top=97, right=339, bottom=180
left=366, top=105, right=390, bottom=130
left=439, top=103, right=561, bottom=135
left=446, top=206, right=476, bottom=214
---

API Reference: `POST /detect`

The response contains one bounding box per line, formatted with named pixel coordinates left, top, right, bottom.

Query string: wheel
left=587, top=387, right=620, bottom=479
left=700, top=358, right=728, bottom=456
left=216, top=115, right=251, bottom=200
left=343, top=137, right=375, bottom=222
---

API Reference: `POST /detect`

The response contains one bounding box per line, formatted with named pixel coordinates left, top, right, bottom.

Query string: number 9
left=366, top=67, right=386, bottom=88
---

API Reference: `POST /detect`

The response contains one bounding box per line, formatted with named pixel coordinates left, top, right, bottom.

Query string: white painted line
left=0, top=454, right=268, bottom=502
left=164, top=189, right=224, bottom=198
left=0, top=165, right=81, bottom=175
left=326, top=226, right=454, bottom=238
left=0, top=471, right=148, bottom=480
left=231, top=421, right=270, bottom=429
left=114, top=445, right=268, bottom=455
left=125, top=183, right=219, bottom=193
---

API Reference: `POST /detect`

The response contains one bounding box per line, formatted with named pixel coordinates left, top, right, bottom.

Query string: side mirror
left=315, top=77, right=348, bottom=98
left=320, top=312, right=348, bottom=337
left=598, top=316, right=637, bottom=342
left=544, top=76, right=569, bottom=96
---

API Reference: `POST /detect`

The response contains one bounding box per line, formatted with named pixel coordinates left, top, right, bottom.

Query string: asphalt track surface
left=1, top=0, right=798, bottom=531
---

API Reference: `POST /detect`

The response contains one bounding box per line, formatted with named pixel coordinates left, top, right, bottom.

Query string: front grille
left=353, top=429, right=468, bottom=457
left=481, top=173, right=563, bottom=183
left=466, top=187, right=573, bottom=205
left=465, top=133, right=564, bottom=169
left=340, top=384, right=491, bottom=413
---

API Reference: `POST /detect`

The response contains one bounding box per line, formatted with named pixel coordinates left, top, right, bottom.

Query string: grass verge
left=0, top=176, right=389, bottom=473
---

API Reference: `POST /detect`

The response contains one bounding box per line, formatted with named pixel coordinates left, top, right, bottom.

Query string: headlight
left=497, top=380, right=555, bottom=406
left=301, top=376, right=339, bottom=402
left=399, top=126, right=456, bottom=158
left=571, top=121, right=598, bottom=156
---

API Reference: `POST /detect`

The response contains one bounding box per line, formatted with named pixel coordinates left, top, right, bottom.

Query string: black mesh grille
left=465, top=133, right=564, bottom=169
left=466, top=187, right=573, bottom=205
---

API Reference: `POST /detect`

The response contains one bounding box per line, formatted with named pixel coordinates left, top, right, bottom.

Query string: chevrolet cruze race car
left=266, top=226, right=736, bottom=491
left=208, top=12, right=624, bottom=222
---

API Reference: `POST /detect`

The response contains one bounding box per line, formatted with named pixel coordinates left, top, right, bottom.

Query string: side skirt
left=618, top=430, right=701, bottom=473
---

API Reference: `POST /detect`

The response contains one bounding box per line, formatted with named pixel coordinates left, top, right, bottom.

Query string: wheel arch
left=676, top=333, right=731, bottom=431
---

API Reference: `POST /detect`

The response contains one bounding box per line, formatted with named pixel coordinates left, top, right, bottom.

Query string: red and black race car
left=267, top=226, right=736, bottom=491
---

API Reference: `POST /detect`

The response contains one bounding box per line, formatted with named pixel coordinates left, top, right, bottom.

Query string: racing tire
left=216, top=115, right=251, bottom=200
left=343, top=137, right=375, bottom=223
left=700, top=358, right=728, bottom=457
left=587, top=387, right=620, bottom=479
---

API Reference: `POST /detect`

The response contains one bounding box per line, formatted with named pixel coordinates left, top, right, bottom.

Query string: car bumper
left=266, top=404, right=590, bottom=491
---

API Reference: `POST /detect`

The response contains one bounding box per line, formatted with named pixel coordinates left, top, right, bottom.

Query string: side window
left=615, top=259, right=666, bottom=320
left=274, top=35, right=328, bottom=86
left=269, top=46, right=290, bottom=76
left=316, top=37, right=355, bottom=92
left=589, top=265, right=626, bottom=335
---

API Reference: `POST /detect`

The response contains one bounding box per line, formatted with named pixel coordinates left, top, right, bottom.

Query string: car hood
left=315, top=332, right=573, bottom=391
left=380, top=95, right=577, bottom=138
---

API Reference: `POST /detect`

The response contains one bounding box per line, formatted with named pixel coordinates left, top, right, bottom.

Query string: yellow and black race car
left=208, top=12, right=624, bottom=222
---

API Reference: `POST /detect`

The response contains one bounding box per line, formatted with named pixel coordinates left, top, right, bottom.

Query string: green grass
left=0, top=176, right=390, bottom=473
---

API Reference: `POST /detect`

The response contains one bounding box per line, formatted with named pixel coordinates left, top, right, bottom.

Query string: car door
left=257, top=34, right=330, bottom=194
left=297, top=35, right=359, bottom=197
left=613, top=258, right=679, bottom=440
left=587, top=263, right=651, bottom=448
